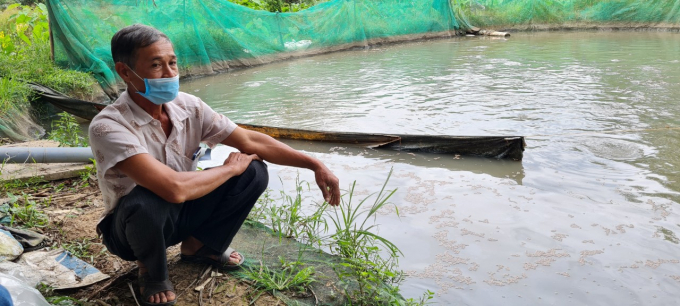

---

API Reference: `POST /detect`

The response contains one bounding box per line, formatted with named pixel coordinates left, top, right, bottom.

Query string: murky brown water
left=186, top=32, right=680, bottom=305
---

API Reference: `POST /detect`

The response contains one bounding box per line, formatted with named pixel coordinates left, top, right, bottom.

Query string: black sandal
left=138, top=273, right=176, bottom=306
left=180, top=246, right=245, bottom=271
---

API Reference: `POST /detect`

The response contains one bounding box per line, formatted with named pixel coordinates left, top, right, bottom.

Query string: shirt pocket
left=179, top=150, right=200, bottom=172
left=166, top=141, right=199, bottom=172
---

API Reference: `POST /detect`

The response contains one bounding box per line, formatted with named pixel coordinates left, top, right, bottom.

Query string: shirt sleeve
left=89, top=118, right=148, bottom=177
left=199, top=99, right=238, bottom=148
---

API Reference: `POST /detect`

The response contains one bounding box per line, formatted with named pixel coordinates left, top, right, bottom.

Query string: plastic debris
left=20, top=249, right=109, bottom=290
left=0, top=261, right=42, bottom=288
left=0, top=229, right=23, bottom=262
left=284, top=40, right=312, bottom=51
left=1, top=226, right=47, bottom=252
left=0, top=204, right=12, bottom=225
left=0, top=272, right=50, bottom=306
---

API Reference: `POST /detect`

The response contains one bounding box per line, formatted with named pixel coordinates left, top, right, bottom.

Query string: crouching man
left=89, top=24, right=340, bottom=306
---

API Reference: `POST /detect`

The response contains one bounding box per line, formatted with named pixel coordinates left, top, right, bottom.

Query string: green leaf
left=15, top=14, right=30, bottom=24
left=18, top=33, right=31, bottom=46
left=38, top=3, right=48, bottom=14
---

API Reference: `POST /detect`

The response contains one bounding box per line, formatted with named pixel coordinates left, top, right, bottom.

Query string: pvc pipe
left=0, top=147, right=94, bottom=164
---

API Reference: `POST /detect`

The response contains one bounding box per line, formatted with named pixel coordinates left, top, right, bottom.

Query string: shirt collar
left=122, top=91, right=190, bottom=130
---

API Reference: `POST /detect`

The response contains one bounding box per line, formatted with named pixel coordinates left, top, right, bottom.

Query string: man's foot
left=180, top=236, right=243, bottom=267
left=138, top=262, right=176, bottom=305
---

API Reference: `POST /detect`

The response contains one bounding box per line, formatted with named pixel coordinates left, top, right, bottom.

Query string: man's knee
left=247, top=160, right=269, bottom=194
left=116, top=186, right=172, bottom=222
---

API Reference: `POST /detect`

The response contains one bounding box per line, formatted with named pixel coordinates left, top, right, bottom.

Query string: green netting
left=455, top=0, right=680, bottom=28
left=45, top=0, right=461, bottom=97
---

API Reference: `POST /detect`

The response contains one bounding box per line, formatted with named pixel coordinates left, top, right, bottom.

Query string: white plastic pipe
left=0, top=147, right=94, bottom=163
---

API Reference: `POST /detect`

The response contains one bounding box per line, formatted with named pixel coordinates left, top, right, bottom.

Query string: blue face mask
left=127, top=66, right=180, bottom=105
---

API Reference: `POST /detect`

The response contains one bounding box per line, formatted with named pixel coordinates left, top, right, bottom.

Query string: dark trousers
left=98, top=161, right=268, bottom=282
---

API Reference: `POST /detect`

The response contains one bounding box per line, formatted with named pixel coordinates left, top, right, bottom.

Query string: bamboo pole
left=48, top=15, right=55, bottom=61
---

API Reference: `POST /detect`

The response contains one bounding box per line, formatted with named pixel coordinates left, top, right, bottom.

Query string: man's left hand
left=315, top=166, right=340, bottom=206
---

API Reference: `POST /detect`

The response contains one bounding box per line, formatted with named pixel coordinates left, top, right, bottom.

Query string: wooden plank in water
left=238, top=123, right=525, bottom=160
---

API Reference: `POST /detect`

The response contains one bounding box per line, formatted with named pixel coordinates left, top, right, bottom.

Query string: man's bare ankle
left=180, top=236, right=204, bottom=255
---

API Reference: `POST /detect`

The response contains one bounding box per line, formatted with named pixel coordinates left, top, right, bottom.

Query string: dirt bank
left=3, top=174, right=282, bottom=305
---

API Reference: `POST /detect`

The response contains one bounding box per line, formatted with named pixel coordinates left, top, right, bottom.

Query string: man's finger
left=320, top=184, right=330, bottom=202
left=332, top=184, right=341, bottom=206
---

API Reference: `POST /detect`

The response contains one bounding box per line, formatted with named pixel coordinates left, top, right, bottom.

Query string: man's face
left=122, top=39, right=178, bottom=93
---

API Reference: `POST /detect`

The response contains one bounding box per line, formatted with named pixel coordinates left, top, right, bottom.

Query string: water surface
left=189, top=32, right=680, bottom=305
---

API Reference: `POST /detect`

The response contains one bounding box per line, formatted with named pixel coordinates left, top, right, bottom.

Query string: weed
left=48, top=112, right=88, bottom=147
left=45, top=296, right=84, bottom=306
left=0, top=3, right=97, bottom=141
left=247, top=188, right=273, bottom=224
left=3, top=191, right=48, bottom=228
left=9, top=200, right=48, bottom=228
left=37, top=283, right=85, bottom=305
left=0, top=156, right=6, bottom=176
left=0, top=176, right=47, bottom=193
left=247, top=169, right=434, bottom=305
left=238, top=244, right=316, bottom=296
left=62, top=238, right=104, bottom=263
left=248, top=174, right=328, bottom=247
left=240, top=258, right=315, bottom=293
left=325, top=168, right=411, bottom=305
left=37, top=282, right=54, bottom=296
left=78, top=158, right=97, bottom=187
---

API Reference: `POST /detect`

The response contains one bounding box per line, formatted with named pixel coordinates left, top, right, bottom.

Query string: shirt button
left=152, top=121, right=158, bottom=126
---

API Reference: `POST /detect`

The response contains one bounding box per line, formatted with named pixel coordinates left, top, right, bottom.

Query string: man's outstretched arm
left=221, top=127, right=341, bottom=206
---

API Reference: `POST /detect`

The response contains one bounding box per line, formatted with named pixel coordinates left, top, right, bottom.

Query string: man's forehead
left=136, top=40, right=176, bottom=61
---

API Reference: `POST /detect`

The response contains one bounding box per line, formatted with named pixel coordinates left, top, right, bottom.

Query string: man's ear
left=114, top=62, right=132, bottom=83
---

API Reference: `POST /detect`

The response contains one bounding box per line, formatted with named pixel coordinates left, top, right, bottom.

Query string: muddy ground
left=3, top=170, right=282, bottom=305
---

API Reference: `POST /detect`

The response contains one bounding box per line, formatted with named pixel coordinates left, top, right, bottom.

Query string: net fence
left=454, top=0, right=680, bottom=28
left=46, top=0, right=461, bottom=97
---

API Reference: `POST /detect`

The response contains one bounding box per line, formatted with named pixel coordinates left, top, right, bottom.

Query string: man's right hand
left=223, top=152, right=261, bottom=176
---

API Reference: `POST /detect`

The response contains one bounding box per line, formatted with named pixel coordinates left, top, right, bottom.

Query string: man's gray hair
left=111, top=24, right=170, bottom=68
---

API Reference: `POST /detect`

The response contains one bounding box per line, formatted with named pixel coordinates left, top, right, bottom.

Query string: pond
left=185, top=31, right=680, bottom=305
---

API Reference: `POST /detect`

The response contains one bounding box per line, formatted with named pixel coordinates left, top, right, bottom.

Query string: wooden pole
left=49, top=18, right=55, bottom=62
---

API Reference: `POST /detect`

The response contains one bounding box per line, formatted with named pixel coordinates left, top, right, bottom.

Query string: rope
left=526, top=126, right=680, bottom=138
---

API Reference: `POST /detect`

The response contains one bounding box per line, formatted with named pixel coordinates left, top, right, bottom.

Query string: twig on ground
left=127, top=282, right=141, bottom=306
left=178, top=265, right=211, bottom=299
left=197, top=277, right=214, bottom=306
left=208, top=277, right=216, bottom=299
left=194, top=277, right=213, bottom=292
left=310, top=286, right=319, bottom=306
left=87, top=264, right=137, bottom=300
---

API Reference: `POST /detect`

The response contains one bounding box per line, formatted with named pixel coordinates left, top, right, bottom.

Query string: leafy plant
left=45, top=296, right=83, bottom=306
left=62, top=238, right=104, bottom=263
left=78, top=158, right=97, bottom=187
left=248, top=174, right=328, bottom=247
left=0, top=3, right=97, bottom=141
left=0, top=3, right=48, bottom=55
left=247, top=169, right=433, bottom=305
left=9, top=200, right=48, bottom=228
left=47, top=112, right=88, bottom=147
left=325, top=168, right=412, bottom=305
left=0, top=176, right=46, bottom=193
left=0, top=156, right=7, bottom=176
left=38, top=284, right=84, bottom=306
left=261, top=0, right=311, bottom=13
left=239, top=255, right=315, bottom=293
